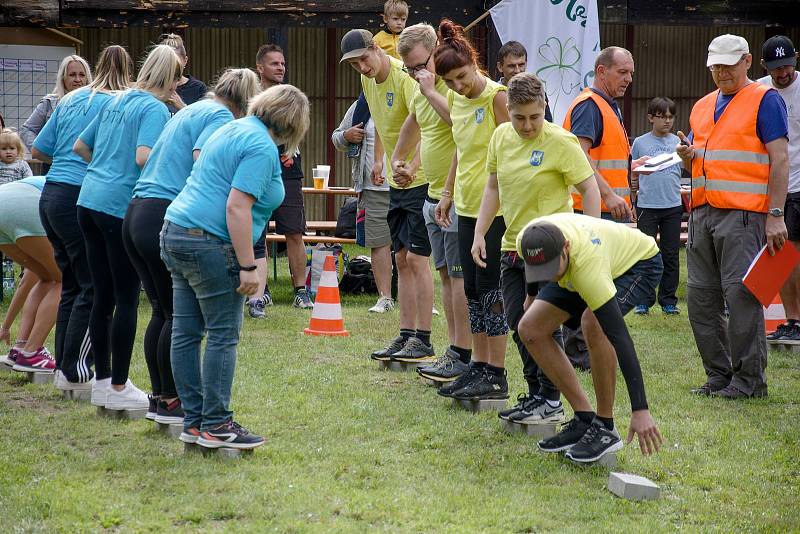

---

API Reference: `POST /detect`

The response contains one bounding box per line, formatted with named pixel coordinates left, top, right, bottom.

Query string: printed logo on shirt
left=475, top=108, right=485, bottom=124
left=386, top=92, right=394, bottom=108
left=529, top=150, right=545, bottom=166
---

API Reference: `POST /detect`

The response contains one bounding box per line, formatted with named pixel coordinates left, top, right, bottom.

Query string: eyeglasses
left=652, top=114, right=675, bottom=121
left=402, top=52, right=433, bottom=75
left=709, top=56, right=746, bottom=73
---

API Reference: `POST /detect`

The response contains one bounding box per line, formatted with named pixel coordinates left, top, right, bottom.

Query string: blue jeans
left=159, top=221, right=244, bottom=431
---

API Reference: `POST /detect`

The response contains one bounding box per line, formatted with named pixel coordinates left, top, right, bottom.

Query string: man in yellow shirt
left=516, top=213, right=664, bottom=463
left=341, top=29, right=436, bottom=362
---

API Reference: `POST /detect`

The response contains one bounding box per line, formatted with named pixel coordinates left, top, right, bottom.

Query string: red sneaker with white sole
left=12, top=347, right=55, bottom=373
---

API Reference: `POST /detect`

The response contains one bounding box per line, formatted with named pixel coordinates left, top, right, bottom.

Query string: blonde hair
left=53, top=55, right=92, bottom=98
left=248, top=84, right=310, bottom=155
left=0, top=129, right=25, bottom=159
left=89, top=45, right=133, bottom=93
left=384, top=0, right=409, bottom=17
left=507, top=72, right=546, bottom=107
left=159, top=33, right=187, bottom=60
left=212, top=68, right=260, bottom=117
left=397, top=23, right=437, bottom=58
left=136, top=45, right=182, bottom=93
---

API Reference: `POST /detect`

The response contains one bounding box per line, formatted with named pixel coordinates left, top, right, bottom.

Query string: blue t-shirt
left=133, top=99, right=234, bottom=201
left=568, top=88, right=624, bottom=148
left=77, top=89, right=170, bottom=218
left=32, top=87, right=112, bottom=187
left=19, top=176, right=46, bottom=191
left=165, top=116, right=284, bottom=244
left=631, top=132, right=682, bottom=208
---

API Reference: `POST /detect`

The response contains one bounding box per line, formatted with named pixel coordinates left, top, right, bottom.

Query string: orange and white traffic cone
left=304, top=255, right=349, bottom=336
left=764, top=294, right=786, bottom=334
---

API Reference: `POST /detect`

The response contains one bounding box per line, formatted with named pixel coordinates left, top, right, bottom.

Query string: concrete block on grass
left=61, top=389, right=91, bottom=401
left=421, top=377, right=443, bottom=388
left=376, top=360, right=422, bottom=372
left=607, top=472, right=660, bottom=500
left=500, top=420, right=557, bottom=437
left=452, top=398, right=507, bottom=413
left=156, top=421, right=183, bottom=439
left=767, top=340, right=800, bottom=352
left=183, top=442, right=254, bottom=459
left=26, top=371, right=54, bottom=384
left=96, top=406, right=148, bottom=420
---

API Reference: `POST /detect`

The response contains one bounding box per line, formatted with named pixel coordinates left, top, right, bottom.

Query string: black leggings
left=122, top=198, right=176, bottom=397
left=77, top=206, right=140, bottom=385
left=457, top=215, right=505, bottom=301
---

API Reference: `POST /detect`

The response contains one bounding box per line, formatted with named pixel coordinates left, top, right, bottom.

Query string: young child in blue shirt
left=631, top=97, right=683, bottom=315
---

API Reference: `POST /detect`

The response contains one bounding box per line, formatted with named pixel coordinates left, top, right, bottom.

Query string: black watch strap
left=239, top=264, right=258, bottom=271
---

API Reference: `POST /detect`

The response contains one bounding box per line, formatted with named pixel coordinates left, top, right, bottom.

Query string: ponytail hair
left=433, top=18, right=480, bottom=76
left=136, top=44, right=182, bottom=93
left=89, top=45, right=133, bottom=93
left=212, top=68, right=260, bottom=117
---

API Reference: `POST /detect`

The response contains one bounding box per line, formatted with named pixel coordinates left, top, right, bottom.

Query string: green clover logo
left=536, top=36, right=584, bottom=111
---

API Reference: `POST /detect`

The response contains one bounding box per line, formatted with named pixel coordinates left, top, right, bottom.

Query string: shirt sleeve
left=332, top=102, right=357, bottom=152
left=569, top=99, right=603, bottom=148
left=194, top=111, right=233, bottom=152
left=19, top=97, right=53, bottom=151
left=630, top=136, right=641, bottom=160
left=756, top=89, right=789, bottom=144
left=231, top=140, right=280, bottom=201
left=486, top=128, right=500, bottom=174
left=78, top=115, right=100, bottom=149
left=562, top=134, right=595, bottom=186
left=20, top=160, right=32, bottom=178
left=402, top=74, right=416, bottom=115
left=32, top=107, right=58, bottom=156
left=137, top=103, right=171, bottom=148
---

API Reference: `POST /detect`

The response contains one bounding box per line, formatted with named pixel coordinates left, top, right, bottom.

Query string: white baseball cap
left=707, top=34, right=750, bottom=67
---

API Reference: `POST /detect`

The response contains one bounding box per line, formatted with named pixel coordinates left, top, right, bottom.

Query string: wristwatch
left=768, top=207, right=784, bottom=217
left=239, top=264, right=258, bottom=271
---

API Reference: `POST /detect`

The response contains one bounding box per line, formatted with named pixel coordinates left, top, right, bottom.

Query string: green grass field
left=0, top=250, right=798, bottom=532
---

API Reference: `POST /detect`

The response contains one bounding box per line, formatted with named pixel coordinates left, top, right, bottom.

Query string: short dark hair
left=647, top=96, right=676, bottom=116
left=256, top=44, right=284, bottom=64
left=498, top=41, right=527, bottom=64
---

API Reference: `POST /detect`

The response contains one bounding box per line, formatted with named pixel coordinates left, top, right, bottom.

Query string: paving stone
left=607, top=472, right=660, bottom=500
left=27, top=372, right=54, bottom=384
left=156, top=421, right=183, bottom=439
left=767, top=340, right=800, bottom=352
left=421, top=377, right=443, bottom=388
left=96, top=406, right=148, bottom=420
left=183, top=442, right=254, bottom=459
left=376, top=360, right=422, bottom=372
left=452, top=398, right=507, bottom=413
left=61, top=389, right=91, bottom=401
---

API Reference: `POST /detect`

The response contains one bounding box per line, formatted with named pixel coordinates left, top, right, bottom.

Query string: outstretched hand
left=626, top=409, right=664, bottom=456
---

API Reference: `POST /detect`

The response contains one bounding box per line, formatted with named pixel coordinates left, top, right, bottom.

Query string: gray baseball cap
left=340, top=29, right=374, bottom=62
left=519, top=222, right=566, bottom=283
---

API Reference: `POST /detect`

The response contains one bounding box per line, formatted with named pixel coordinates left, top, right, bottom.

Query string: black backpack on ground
left=335, top=197, right=357, bottom=238
left=339, top=255, right=378, bottom=295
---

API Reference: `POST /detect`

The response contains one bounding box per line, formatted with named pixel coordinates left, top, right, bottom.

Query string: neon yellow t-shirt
left=487, top=121, right=593, bottom=251
left=373, top=30, right=400, bottom=59
left=412, top=78, right=455, bottom=200
left=449, top=76, right=507, bottom=217
left=516, top=213, right=659, bottom=310
left=361, top=55, right=427, bottom=189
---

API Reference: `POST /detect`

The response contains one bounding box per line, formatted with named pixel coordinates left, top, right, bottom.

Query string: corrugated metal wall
left=60, top=23, right=799, bottom=219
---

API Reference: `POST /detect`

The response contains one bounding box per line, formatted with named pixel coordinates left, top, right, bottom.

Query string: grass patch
left=0, top=249, right=798, bottom=532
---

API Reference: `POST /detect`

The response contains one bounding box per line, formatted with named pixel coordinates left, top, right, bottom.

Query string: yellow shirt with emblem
left=487, top=121, right=593, bottom=251
left=449, top=76, right=507, bottom=217
left=373, top=30, right=400, bottom=59
left=516, top=213, right=659, bottom=310
left=361, top=55, right=427, bottom=189
left=413, top=78, right=456, bottom=200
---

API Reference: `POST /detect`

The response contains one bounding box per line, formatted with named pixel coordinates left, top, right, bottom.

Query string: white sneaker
left=368, top=296, right=395, bottom=313
left=105, top=380, right=149, bottom=410
left=432, top=307, right=440, bottom=316
left=91, top=378, right=111, bottom=407
left=54, top=370, right=94, bottom=391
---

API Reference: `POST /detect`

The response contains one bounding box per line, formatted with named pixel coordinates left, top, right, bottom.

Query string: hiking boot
left=437, top=364, right=482, bottom=398
left=370, top=336, right=407, bottom=361
left=565, top=419, right=623, bottom=463
left=690, top=382, right=727, bottom=396
left=197, top=420, right=265, bottom=450
left=391, top=337, right=436, bottom=362
left=417, top=348, right=469, bottom=382
left=155, top=398, right=185, bottom=424
left=633, top=305, right=649, bottom=315
left=537, top=417, right=592, bottom=453
left=508, top=396, right=566, bottom=424
left=12, top=347, right=55, bottom=373
left=661, top=304, right=680, bottom=315
left=498, top=393, right=534, bottom=421
left=711, top=384, right=768, bottom=399
left=293, top=289, right=314, bottom=309
left=451, top=368, right=509, bottom=400
left=247, top=296, right=267, bottom=319
left=368, top=296, right=395, bottom=313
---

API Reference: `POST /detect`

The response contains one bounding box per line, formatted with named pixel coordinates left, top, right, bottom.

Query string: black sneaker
left=145, top=395, right=159, bottom=421
left=197, top=420, right=265, bottom=450
left=391, top=337, right=436, bottom=362
left=565, top=420, right=623, bottom=463
left=537, top=417, right=591, bottom=453
left=417, top=348, right=470, bottom=382
left=437, top=364, right=482, bottom=398
left=767, top=322, right=793, bottom=341
left=690, top=382, right=727, bottom=396
left=785, top=324, right=800, bottom=341
left=498, top=393, right=533, bottom=420
left=154, top=398, right=185, bottom=425
left=452, top=368, right=508, bottom=400
left=370, top=336, right=407, bottom=361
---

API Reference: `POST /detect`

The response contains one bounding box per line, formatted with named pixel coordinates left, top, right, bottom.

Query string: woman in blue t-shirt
left=160, top=84, right=309, bottom=449
left=73, top=44, right=182, bottom=412
left=32, top=45, right=132, bottom=391
left=121, top=68, right=260, bottom=424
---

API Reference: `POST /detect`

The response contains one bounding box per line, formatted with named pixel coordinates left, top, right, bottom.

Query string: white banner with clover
left=490, top=0, right=600, bottom=124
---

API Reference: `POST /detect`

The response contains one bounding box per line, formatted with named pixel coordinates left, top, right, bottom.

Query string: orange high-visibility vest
left=563, top=88, right=631, bottom=212
left=690, top=82, right=771, bottom=212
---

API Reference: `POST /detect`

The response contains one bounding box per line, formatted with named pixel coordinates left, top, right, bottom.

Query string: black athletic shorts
left=270, top=178, right=306, bottom=235
left=786, top=192, right=800, bottom=242
left=387, top=184, right=431, bottom=256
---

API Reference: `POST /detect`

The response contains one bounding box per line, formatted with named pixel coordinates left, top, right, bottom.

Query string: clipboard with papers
left=632, top=153, right=683, bottom=173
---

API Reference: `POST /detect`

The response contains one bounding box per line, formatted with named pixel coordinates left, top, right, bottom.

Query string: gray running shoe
left=417, top=348, right=469, bottom=382
left=391, top=337, right=436, bottom=362
left=247, top=296, right=267, bottom=319
left=508, top=396, right=566, bottom=424
left=370, top=336, right=407, bottom=361
left=498, top=393, right=534, bottom=421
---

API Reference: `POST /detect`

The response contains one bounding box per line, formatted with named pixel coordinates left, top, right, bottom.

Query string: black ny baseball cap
left=762, top=35, right=797, bottom=70
left=520, top=222, right=566, bottom=283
